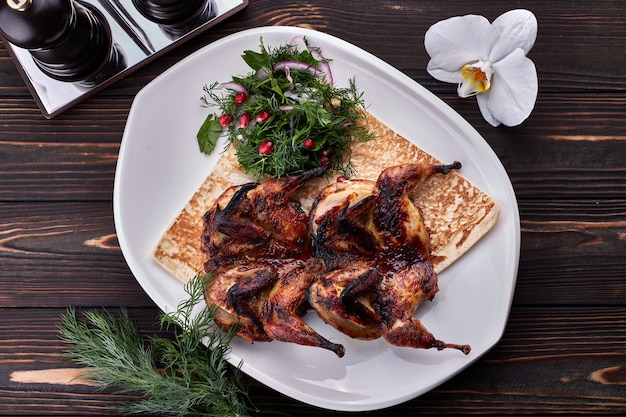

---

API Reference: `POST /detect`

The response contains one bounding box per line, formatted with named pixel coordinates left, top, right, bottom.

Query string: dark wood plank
left=515, top=199, right=626, bottom=306
left=0, top=202, right=153, bottom=308
left=0, top=97, right=129, bottom=201
left=1, top=307, right=624, bottom=415
left=1, top=0, right=625, bottom=415
left=2, top=198, right=626, bottom=308
left=1, top=93, right=625, bottom=201
left=2, top=1, right=625, bottom=97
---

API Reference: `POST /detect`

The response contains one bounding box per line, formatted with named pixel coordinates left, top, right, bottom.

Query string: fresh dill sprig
left=58, top=273, right=257, bottom=417
left=197, top=37, right=377, bottom=180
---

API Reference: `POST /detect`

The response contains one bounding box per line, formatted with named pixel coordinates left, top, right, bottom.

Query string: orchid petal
left=476, top=93, right=500, bottom=127
left=426, top=60, right=462, bottom=83
left=484, top=48, right=538, bottom=127
left=489, top=9, right=538, bottom=62
left=424, top=14, right=498, bottom=71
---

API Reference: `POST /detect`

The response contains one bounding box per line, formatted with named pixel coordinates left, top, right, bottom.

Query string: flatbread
left=153, top=114, right=499, bottom=283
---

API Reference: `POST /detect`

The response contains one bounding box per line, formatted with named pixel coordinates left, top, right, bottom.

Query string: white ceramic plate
left=114, top=26, right=520, bottom=412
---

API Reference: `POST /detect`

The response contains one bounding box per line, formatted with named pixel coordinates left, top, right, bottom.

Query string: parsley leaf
left=196, top=114, right=222, bottom=155
left=242, top=49, right=271, bottom=71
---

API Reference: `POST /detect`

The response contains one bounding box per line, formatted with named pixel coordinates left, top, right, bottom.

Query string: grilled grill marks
left=202, top=162, right=470, bottom=357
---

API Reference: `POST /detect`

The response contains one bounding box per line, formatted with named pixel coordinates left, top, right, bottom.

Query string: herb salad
left=196, top=36, right=376, bottom=180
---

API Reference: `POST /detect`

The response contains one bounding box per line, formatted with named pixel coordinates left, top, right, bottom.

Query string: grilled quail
left=202, top=165, right=345, bottom=356
left=308, top=162, right=471, bottom=354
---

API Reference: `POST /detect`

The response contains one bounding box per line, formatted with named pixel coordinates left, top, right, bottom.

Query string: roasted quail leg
left=373, top=162, right=462, bottom=265
left=373, top=261, right=470, bottom=354
left=261, top=258, right=345, bottom=357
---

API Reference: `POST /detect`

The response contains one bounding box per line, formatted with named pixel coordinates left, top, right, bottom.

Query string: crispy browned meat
left=308, top=162, right=471, bottom=354
left=202, top=165, right=345, bottom=357
left=308, top=180, right=381, bottom=340
left=202, top=164, right=322, bottom=262
left=372, top=163, right=469, bottom=353
left=260, top=258, right=344, bottom=357
left=309, top=179, right=379, bottom=271
left=307, top=261, right=381, bottom=340
left=203, top=183, right=270, bottom=261
left=205, top=262, right=274, bottom=342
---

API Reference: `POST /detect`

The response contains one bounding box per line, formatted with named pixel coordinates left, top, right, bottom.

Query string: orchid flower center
left=458, top=60, right=493, bottom=98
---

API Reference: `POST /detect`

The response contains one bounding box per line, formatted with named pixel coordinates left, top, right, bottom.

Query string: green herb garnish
left=197, top=37, right=376, bottom=180
left=58, top=273, right=259, bottom=416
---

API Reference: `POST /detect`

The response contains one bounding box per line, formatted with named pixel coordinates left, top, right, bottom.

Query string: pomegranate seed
left=256, top=110, right=271, bottom=123
left=218, top=114, right=232, bottom=127
left=303, top=138, right=315, bottom=150
left=258, top=141, right=274, bottom=155
left=234, top=92, right=247, bottom=105
left=320, top=156, right=330, bottom=165
left=238, top=113, right=252, bottom=128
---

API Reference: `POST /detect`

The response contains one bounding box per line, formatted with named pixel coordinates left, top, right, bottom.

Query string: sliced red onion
left=217, top=81, right=248, bottom=95
left=284, top=66, right=293, bottom=86
left=289, top=35, right=308, bottom=52
left=306, top=45, right=324, bottom=63
left=287, top=36, right=334, bottom=85
left=317, top=60, right=333, bottom=85
left=274, top=61, right=322, bottom=74
left=259, top=39, right=334, bottom=86
left=279, top=104, right=294, bottom=112
left=307, top=45, right=334, bottom=85
left=256, top=68, right=269, bottom=79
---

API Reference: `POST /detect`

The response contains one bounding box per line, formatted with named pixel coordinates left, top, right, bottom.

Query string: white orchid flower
left=424, top=9, right=538, bottom=127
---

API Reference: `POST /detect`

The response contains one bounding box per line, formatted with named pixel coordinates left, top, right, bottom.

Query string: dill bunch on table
left=58, top=274, right=263, bottom=417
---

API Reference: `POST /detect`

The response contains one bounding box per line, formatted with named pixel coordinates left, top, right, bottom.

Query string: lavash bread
left=153, top=114, right=499, bottom=283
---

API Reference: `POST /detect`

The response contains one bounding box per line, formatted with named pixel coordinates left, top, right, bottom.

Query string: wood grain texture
left=1, top=0, right=626, bottom=414
left=1, top=92, right=625, bottom=200
left=0, top=307, right=624, bottom=415
left=2, top=199, right=625, bottom=308
left=0, top=202, right=153, bottom=308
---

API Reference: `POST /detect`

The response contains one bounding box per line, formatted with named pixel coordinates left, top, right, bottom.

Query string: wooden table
left=2, top=1, right=625, bottom=415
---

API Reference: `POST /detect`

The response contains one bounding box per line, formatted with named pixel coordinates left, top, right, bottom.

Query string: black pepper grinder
left=0, top=0, right=118, bottom=83
left=132, top=0, right=216, bottom=40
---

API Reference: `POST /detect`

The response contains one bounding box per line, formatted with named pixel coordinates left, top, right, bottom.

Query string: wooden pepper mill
left=0, top=0, right=116, bottom=82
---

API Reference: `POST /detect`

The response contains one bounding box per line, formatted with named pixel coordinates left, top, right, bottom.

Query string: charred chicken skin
left=309, top=162, right=471, bottom=355
left=201, top=165, right=345, bottom=357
